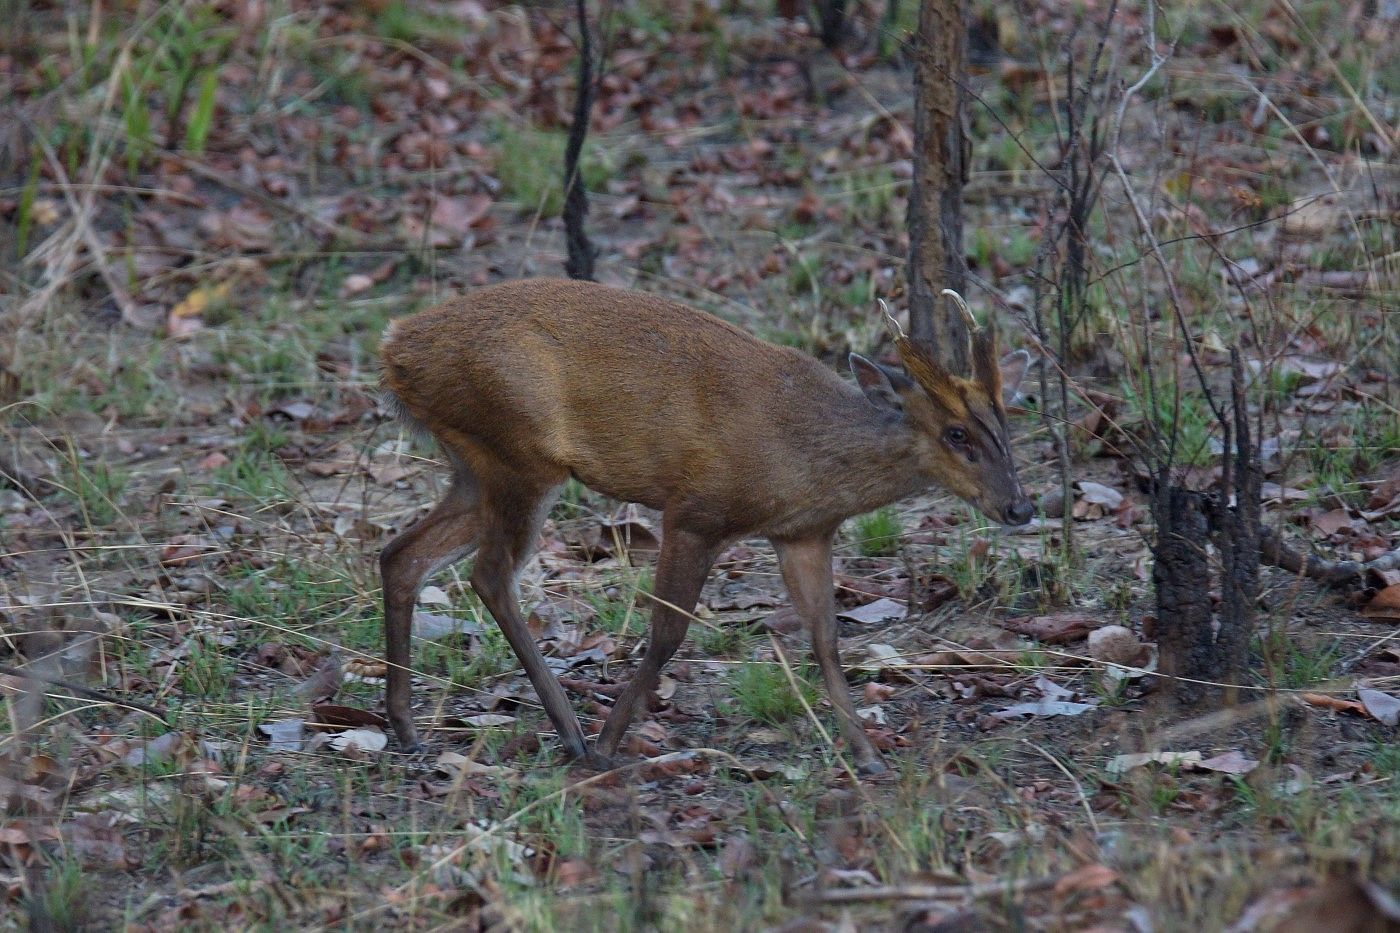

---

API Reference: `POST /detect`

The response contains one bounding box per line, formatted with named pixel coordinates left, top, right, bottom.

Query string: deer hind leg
left=382, top=470, right=481, bottom=750
left=467, top=472, right=600, bottom=764
left=597, top=526, right=718, bottom=759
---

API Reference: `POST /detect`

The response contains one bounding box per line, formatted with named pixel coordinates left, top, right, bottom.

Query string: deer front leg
left=773, top=534, right=886, bottom=775
left=596, top=526, right=718, bottom=760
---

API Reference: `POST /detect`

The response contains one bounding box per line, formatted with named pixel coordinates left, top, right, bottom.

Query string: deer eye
left=945, top=426, right=969, bottom=445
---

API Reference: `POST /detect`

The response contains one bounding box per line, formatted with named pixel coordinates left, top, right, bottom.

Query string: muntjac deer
left=379, top=278, right=1032, bottom=774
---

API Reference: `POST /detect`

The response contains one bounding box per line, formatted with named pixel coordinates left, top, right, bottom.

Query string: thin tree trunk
left=817, top=0, right=848, bottom=48
left=907, top=0, right=968, bottom=371
left=1210, top=350, right=1260, bottom=705
left=562, top=0, right=597, bottom=281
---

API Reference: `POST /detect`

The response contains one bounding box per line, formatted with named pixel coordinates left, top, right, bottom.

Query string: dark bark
left=1148, top=481, right=1215, bottom=708
left=1151, top=483, right=1215, bottom=710
left=562, top=0, right=598, bottom=281
left=816, top=0, right=848, bottom=48
left=907, top=0, right=968, bottom=371
left=1153, top=352, right=1264, bottom=711
left=1207, top=351, right=1260, bottom=705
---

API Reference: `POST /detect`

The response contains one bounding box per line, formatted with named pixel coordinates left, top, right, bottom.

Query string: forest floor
left=1, top=1, right=1398, bottom=929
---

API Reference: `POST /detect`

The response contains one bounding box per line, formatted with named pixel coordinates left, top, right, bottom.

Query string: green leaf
left=184, top=68, right=219, bottom=154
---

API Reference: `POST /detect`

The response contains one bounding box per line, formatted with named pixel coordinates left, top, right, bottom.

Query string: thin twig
left=807, top=872, right=1062, bottom=904
left=0, top=663, right=168, bottom=724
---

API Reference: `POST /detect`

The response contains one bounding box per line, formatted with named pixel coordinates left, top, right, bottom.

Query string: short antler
left=942, top=288, right=1002, bottom=395
left=941, top=288, right=981, bottom=367
left=877, top=298, right=904, bottom=340
left=940, top=288, right=978, bottom=335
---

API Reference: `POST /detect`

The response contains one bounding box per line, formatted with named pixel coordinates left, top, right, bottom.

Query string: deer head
left=850, top=294, right=1034, bottom=525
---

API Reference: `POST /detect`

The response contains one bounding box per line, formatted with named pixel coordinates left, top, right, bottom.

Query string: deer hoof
left=392, top=728, right=422, bottom=754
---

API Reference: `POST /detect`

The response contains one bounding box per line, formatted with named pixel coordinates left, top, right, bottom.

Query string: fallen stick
left=1259, top=527, right=1399, bottom=588
left=0, top=663, right=168, bottom=724
left=807, top=874, right=1061, bottom=905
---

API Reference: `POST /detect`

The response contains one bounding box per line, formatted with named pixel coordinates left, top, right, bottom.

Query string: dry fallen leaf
left=1300, top=693, right=1367, bottom=716
left=992, top=697, right=1098, bottom=719
left=1000, top=613, right=1102, bottom=644
left=1076, top=480, right=1124, bottom=509
left=1195, top=750, right=1258, bottom=775
left=1052, top=863, right=1119, bottom=899
left=836, top=597, right=908, bottom=625
left=258, top=718, right=306, bottom=753
left=418, top=585, right=453, bottom=607
left=167, top=280, right=233, bottom=339
left=412, top=609, right=483, bottom=641
left=329, top=728, right=387, bottom=753
left=435, top=751, right=519, bottom=780
left=1358, top=687, right=1400, bottom=726
left=1311, top=508, right=1354, bottom=537
left=1107, top=751, right=1203, bottom=776
left=311, top=704, right=388, bottom=730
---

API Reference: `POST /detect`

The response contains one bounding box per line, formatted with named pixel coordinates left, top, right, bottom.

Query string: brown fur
left=378, top=278, right=1030, bottom=773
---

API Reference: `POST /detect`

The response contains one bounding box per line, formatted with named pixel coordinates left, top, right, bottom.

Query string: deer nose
left=1004, top=498, right=1035, bottom=526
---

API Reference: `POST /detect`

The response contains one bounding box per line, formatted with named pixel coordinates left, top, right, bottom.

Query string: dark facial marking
left=967, top=401, right=1010, bottom=462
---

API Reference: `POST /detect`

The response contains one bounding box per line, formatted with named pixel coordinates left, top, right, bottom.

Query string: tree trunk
left=562, top=0, right=597, bottom=282
left=1209, top=351, right=1260, bottom=705
left=1151, top=353, right=1263, bottom=712
left=1151, top=483, right=1215, bottom=711
left=907, top=0, right=968, bottom=371
left=816, top=0, right=848, bottom=48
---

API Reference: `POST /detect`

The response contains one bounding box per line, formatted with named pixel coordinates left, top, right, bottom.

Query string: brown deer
left=379, top=278, right=1032, bottom=774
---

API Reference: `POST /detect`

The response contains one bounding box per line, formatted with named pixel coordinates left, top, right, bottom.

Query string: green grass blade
left=184, top=68, right=218, bottom=154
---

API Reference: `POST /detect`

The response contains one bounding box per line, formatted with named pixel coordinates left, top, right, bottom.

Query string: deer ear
left=998, top=349, right=1033, bottom=406
left=850, top=353, right=908, bottom=413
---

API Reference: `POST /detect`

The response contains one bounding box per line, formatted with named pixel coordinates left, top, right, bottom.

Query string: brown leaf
left=760, top=607, right=804, bottom=634
left=1052, top=863, right=1118, bottom=899
left=295, top=652, right=345, bottom=701
left=64, top=812, right=133, bottom=870
left=569, top=514, right=662, bottom=560
left=707, top=591, right=782, bottom=611
left=1311, top=508, right=1354, bottom=537
left=345, top=658, right=387, bottom=680
left=998, top=613, right=1103, bottom=644
left=160, top=534, right=219, bottom=566
left=551, top=858, right=598, bottom=889
left=863, top=682, right=895, bottom=703
left=310, top=704, right=387, bottom=730
left=717, top=834, right=758, bottom=879
left=429, top=193, right=492, bottom=239
left=1195, top=750, right=1259, bottom=775
left=1300, top=693, right=1367, bottom=716
left=199, top=203, right=275, bottom=250
left=194, top=450, right=230, bottom=471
